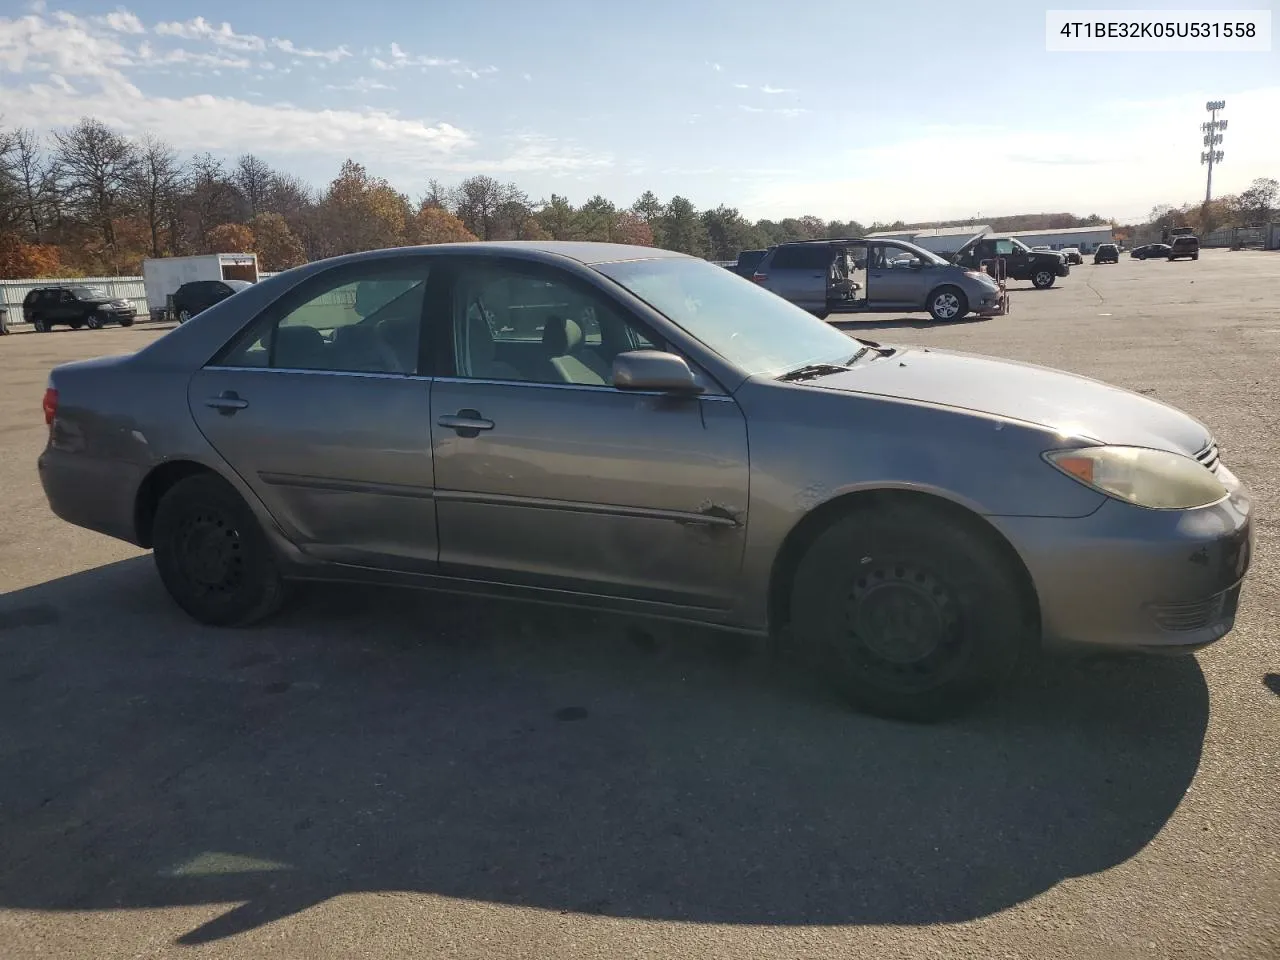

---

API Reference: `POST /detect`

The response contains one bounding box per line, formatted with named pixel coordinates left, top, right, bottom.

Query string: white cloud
left=761, top=85, right=793, bottom=95
left=324, top=76, right=394, bottom=93
left=711, top=62, right=721, bottom=71
left=371, top=41, right=492, bottom=79
left=154, top=16, right=265, bottom=52
left=271, top=37, right=350, bottom=62
left=522, top=72, right=532, bottom=82
left=431, top=133, right=613, bottom=176
left=739, top=105, right=809, bottom=117
left=99, top=10, right=144, bottom=34
left=732, top=82, right=749, bottom=89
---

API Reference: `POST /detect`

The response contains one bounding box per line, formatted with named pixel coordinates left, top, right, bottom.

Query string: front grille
left=1195, top=440, right=1220, bottom=474
left=1148, top=584, right=1240, bottom=632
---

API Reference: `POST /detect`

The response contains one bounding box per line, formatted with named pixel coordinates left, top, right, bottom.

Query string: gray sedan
left=37, top=242, right=1253, bottom=719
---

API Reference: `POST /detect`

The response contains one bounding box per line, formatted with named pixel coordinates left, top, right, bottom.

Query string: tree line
left=2, top=115, right=1275, bottom=280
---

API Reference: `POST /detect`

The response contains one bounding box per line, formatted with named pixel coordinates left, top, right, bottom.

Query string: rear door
left=764, top=245, right=829, bottom=311
left=188, top=255, right=441, bottom=571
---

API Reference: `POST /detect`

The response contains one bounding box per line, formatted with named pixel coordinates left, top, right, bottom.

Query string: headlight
left=963, top=270, right=998, bottom=286
left=1044, top=445, right=1227, bottom=510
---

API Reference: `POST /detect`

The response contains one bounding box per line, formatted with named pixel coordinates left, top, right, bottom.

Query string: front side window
left=596, top=256, right=857, bottom=379
left=450, top=263, right=656, bottom=386
left=217, top=261, right=428, bottom=375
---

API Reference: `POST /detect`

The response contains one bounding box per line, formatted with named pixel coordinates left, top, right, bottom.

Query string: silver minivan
left=752, top=238, right=1005, bottom=322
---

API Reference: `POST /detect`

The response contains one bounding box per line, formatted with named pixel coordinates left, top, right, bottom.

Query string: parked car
left=951, top=235, right=1070, bottom=289
left=733, top=248, right=770, bottom=278
left=1031, top=245, right=1052, bottom=252
left=1168, top=235, right=1200, bottom=261
left=38, top=242, right=1253, bottom=720
left=1131, top=244, right=1172, bottom=260
left=21, top=285, right=137, bottom=331
left=1060, top=247, right=1083, bottom=265
left=172, top=279, right=253, bottom=323
left=1094, top=243, right=1120, bottom=264
left=752, top=238, right=1005, bottom=322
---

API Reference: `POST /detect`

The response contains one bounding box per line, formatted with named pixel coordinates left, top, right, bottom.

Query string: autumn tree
left=1236, top=177, right=1278, bottom=224
left=185, top=154, right=243, bottom=252
left=0, top=232, right=61, bottom=278
left=248, top=212, right=306, bottom=270
left=205, top=222, right=255, bottom=253
left=613, top=211, right=653, bottom=246
left=410, top=206, right=477, bottom=245
left=630, top=190, right=665, bottom=246
left=319, top=158, right=409, bottom=256
left=52, top=117, right=138, bottom=259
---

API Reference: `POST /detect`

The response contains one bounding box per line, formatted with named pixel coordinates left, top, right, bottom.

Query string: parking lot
left=1, top=248, right=1277, bottom=959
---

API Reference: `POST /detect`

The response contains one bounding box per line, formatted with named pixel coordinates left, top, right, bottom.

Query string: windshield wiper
left=850, top=337, right=896, bottom=359
left=776, top=362, right=850, bottom=382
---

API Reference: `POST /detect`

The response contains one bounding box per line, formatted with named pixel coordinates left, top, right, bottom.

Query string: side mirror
left=612, top=350, right=705, bottom=395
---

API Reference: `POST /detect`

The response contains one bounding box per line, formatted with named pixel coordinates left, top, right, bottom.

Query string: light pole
left=1201, top=100, right=1226, bottom=205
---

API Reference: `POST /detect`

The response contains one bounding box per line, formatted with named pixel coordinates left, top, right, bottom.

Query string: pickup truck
left=952, top=235, right=1069, bottom=289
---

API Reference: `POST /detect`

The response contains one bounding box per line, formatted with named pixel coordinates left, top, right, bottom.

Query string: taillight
left=751, top=272, right=767, bottom=283
left=43, top=387, right=58, bottom=425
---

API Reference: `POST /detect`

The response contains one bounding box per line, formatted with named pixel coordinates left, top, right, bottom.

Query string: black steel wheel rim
left=837, top=562, right=966, bottom=689
left=173, top=508, right=245, bottom=596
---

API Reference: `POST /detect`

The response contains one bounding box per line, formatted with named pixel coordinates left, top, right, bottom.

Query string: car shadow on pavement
left=831, top=316, right=988, bottom=332
left=0, top=558, right=1209, bottom=946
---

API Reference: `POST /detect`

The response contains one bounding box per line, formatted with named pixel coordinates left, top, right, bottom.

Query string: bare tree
left=130, top=135, right=184, bottom=258
left=419, top=178, right=452, bottom=211
left=184, top=153, right=243, bottom=252
left=454, top=175, right=510, bottom=240
left=0, top=124, right=18, bottom=233
left=234, top=153, right=273, bottom=218
left=52, top=117, right=139, bottom=255
left=9, top=129, right=56, bottom=241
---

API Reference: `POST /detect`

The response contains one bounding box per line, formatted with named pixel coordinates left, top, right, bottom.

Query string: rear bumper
left=991, top=473, right=1252, bottom=653
left=37, top=446, right=143, bottom=545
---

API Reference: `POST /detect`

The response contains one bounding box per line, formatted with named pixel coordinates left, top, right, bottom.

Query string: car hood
left=808, top=347, right=1211, bottom=455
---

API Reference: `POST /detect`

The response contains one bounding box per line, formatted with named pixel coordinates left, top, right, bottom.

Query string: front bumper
left=991, top=471, right=1252, bottom=653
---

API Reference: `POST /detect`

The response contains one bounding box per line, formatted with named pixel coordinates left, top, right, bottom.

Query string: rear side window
left=770, top=245, right=830, bottom=270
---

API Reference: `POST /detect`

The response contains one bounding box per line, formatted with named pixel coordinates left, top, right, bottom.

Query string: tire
left=788, top=503, right=1032, bottom=721
left=1192, top=253, right=1199, bottom=260
left=86, top=313, right=103, bottom=330
left=928, top=286, right=968, bottom=322
left=119, top=317, right=134, bottom=327
left=177, top=308, right=191, bottom=324
left=69, top=320, right=84, bottom=330
left=152, top=473, right=286, bottom=627
left=1031, top=269, right=1056, bottom=289
left=32, top=316, right=49, bottom=332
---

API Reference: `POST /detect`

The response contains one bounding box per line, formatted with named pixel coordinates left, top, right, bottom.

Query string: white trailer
left=142, top=253, right=260, bottom=320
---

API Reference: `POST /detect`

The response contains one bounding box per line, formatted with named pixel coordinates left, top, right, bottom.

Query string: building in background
left=1004, top=225, right=1115, bottom=254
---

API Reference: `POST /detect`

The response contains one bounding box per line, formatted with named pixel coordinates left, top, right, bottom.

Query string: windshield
left=71, top=286, right=110, bottom=300
left=595, top=257, right=858, bottom=378
left=891, top=241, right=948, bottom=266
left=1010, top=239, right=1032, bottom=253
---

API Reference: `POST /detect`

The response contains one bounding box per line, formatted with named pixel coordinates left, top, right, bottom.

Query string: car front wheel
left=928, top=286, right=968, bottom=322
left=32, top=317, right=49, bottom=332
left=1031, top=269, right=1056, bottom=289
left=152, top=473, right=286, bottom=627
left=86, top=313, right=103, bottom=329
left=177, top=308, right=191, bottom=324
left=788, top=502, right=1033, bottom=720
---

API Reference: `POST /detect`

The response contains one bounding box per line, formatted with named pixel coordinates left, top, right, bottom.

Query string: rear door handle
left=438, top=409, right=494, bottom=438
left=205, top=391, right=249, bottom=415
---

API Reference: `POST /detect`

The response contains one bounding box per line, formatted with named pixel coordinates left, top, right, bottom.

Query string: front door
left=866, top=243, right=928, bottom=308
left=428, top=257, right=751, bottom=612
left=188, top=256, right=440, bottom=571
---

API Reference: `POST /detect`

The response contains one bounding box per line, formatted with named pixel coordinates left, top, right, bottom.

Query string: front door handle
left=205, top=391, right=249, bottom=416
left=438, top=409, right=494, bottom=438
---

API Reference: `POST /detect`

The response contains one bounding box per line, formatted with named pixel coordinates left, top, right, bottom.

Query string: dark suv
left=21, top=285, right=137, bottom=332
left=952, top=235, right=1069, bottom=288
left=1168, top=235, right=1200, bottom=261
left=1094, top=243, right=1119, bottom=264
left=172, top=279, right=252, bottom=323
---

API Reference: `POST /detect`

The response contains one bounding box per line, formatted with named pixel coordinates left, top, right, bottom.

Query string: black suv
left=172, top=279, right=252, bottom=323
left=22, top=285, right=137, bottom=331
left=952, top=235, right=1069, bottom=288
left=1168, top=235, right=1200, bottom=261
left=1094, top=243, right=1119, bottom=264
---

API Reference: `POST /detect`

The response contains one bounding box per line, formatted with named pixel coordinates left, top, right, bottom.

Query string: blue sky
left=1, top=0, right=1276, bottom=223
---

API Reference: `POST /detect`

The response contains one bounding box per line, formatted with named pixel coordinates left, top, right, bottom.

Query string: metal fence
left=0, top=273, right=281, bottom=325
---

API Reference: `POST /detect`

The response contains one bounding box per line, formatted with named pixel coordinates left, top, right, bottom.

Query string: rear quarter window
left=770, top=245, right=830, bottom=270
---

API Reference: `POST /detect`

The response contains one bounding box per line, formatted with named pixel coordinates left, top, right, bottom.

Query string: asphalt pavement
left=1, top=249, right=1277, bottom=959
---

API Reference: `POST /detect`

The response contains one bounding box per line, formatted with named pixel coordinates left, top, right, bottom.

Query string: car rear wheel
left=32, top=317, right=49, bottom=332
left=928, top=286, right=968, bottom=322
left=788, top=503, right=1032, bottom=720
left=152, top=473, right=286, bottom=627
left=1031, top=269, right=1056, bottom=289
left=177, top=308, right=191, bottom=324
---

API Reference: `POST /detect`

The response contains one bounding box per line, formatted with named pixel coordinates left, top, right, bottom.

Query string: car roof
left=416, top=240, right=690, bottom=265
